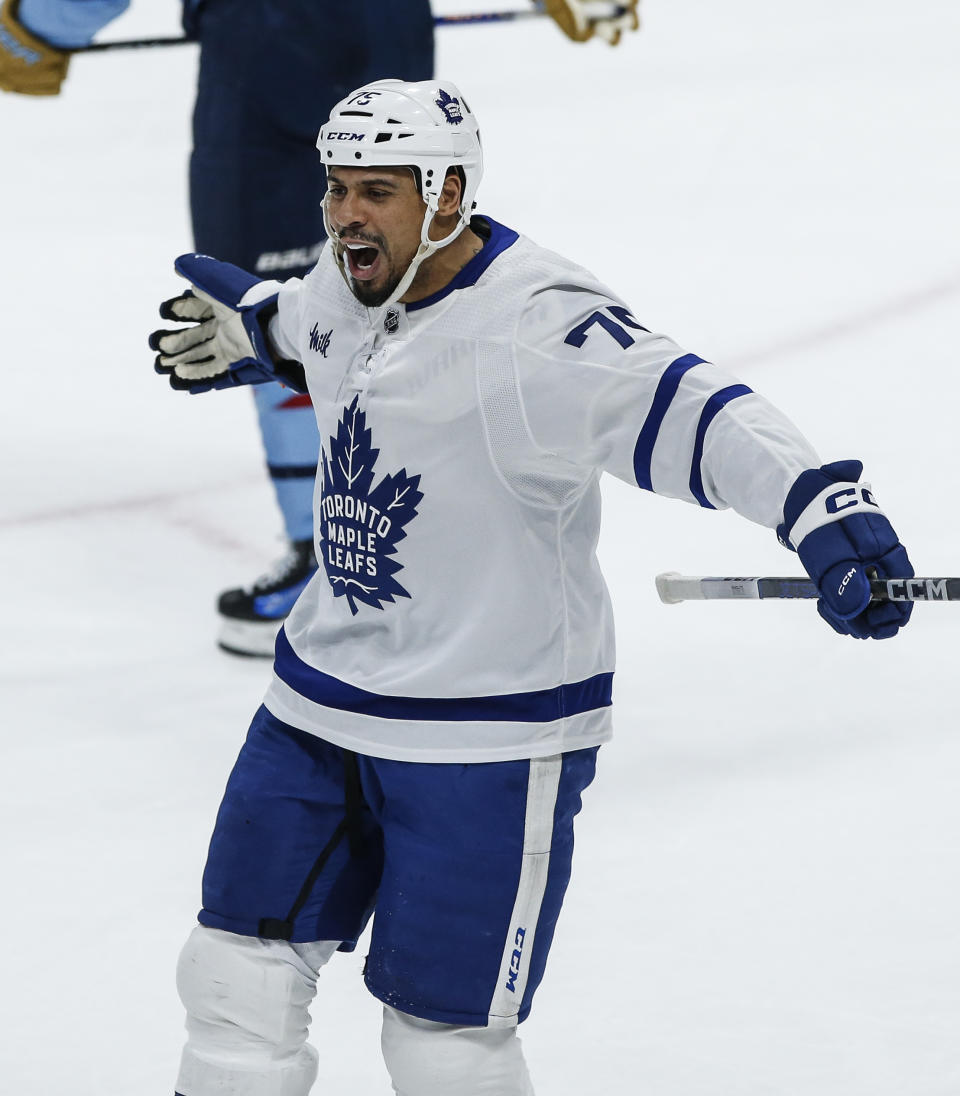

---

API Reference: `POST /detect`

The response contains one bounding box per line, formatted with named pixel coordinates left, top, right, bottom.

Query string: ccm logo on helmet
left=825, top=486, right=878, bottom=514
left=326, top=131, right=366, bottom=142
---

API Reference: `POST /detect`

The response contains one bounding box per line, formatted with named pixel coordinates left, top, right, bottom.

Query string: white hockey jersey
left=260, top=217, right=820, bottom=762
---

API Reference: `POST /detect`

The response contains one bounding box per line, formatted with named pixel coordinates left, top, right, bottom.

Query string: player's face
left=325, top=167, right=428, bottom=307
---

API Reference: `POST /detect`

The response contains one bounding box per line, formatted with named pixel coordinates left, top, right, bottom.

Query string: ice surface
left=2, top=1, right=959, bottom=1092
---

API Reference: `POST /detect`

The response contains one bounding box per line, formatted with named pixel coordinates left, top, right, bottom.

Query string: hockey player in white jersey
left=150, top=78, right=913, bottom=1096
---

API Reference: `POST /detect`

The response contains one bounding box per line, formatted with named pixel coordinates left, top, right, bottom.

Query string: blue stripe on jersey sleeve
left=632, top=354, right=707, bottom=491
left=688, top=384, right=754, bottom=508
left=274, top=629, right=613, bottom=723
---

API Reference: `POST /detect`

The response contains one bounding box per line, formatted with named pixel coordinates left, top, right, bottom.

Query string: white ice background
left=2, top=1, right=959, bottom=1092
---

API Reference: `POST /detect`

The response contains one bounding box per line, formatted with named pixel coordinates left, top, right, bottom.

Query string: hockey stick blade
left=655, top=572, right=960, bottom=605
left=72, top=5, right=630, bottom=51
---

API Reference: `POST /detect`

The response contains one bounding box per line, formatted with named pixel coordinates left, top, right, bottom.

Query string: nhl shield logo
left=320, top=397, right=423, bottom=615
left=435, top=88, right=463, bottom=125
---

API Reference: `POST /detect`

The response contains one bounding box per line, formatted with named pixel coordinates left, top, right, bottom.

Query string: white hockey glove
left=543, top=0, right=640, bottom=44
left=149, top=254, right=305, bottom=394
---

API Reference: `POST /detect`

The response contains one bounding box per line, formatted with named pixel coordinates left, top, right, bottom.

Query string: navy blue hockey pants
left=198, top=706, right=599, bottom=1026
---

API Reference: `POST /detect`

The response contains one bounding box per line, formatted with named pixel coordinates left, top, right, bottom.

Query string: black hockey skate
left=217, top=538, right=318, bottom=657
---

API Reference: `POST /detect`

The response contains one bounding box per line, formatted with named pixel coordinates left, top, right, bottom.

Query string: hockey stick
left=71, top=4, right=628, bottom=52
left=655, top=572, right=960, bottom=605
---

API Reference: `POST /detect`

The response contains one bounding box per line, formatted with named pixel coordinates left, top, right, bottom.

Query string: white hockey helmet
left=316, top=79, right=483, bottom=312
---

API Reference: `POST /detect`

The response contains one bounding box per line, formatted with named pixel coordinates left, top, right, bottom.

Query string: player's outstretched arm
left=777, top=460, right=914, bottom=639
left=149, top=254, right=306, bottom=396
left=543, top=0, right=639, bottom=45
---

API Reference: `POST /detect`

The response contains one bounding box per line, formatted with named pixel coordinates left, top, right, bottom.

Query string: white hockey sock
left=381, top=1005, right=535, bottom=1096
left=175, top=926, right=339, bottom=1096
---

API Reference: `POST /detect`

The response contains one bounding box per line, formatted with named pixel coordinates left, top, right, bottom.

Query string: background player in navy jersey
left=1, top=0, right=640, bottom=656
left=0, top=0, right=434, bottom=654
left=148, top=78, right=913, bottom=1095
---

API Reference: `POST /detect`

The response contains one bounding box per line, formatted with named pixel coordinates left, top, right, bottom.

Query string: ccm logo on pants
left=505, top=928, right=526, bottom=993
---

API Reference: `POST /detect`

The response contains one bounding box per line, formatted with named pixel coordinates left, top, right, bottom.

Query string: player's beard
left=349, top=266, right=404, bottom=307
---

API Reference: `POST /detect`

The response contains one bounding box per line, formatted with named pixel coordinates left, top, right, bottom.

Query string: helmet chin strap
left=322, top=192, right=469, bottom=329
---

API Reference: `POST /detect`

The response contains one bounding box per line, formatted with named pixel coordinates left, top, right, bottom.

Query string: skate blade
left=217, top=617, right=281, bottom=658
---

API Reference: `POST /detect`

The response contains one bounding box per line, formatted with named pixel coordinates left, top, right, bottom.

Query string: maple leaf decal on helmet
left=319, top=397, right=424, bottom=615
left=434, top=88, right=464, bottom=125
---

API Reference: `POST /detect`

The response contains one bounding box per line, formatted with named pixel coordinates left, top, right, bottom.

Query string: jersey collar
left=404, top=216, right=519, bottom=313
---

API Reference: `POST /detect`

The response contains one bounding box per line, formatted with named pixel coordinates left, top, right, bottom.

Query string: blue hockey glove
left=149, top=254, right=305, bottom=395
left=777, top=460, right=914, bottom=640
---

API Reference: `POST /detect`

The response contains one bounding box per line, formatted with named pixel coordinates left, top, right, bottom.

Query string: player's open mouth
left=344, top=242, right=382, bottom=282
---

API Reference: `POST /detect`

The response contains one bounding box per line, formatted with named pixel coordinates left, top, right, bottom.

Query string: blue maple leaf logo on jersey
left=435, top=88, right=463, bottom=125
left=319, top=397, right=423, bottom=615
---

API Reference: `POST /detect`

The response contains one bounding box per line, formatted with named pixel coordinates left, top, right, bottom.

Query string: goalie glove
left=0, top=0, right=70, bottom=95
left=777, top=460, right=914, bottom=640
left=543, top=0, right=640, bottom=45
left=149, top=254, right=306, bottom=395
